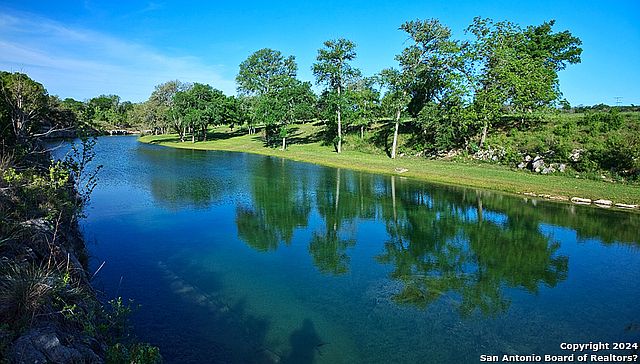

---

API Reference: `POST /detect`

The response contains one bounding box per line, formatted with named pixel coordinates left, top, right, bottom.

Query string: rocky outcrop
left=521, top=193, right=639, bottom=211
left=10, top=326, right=103, bottom=364
left=473, top=147, right=505, bottom=162
left=515, top=154, right=566, bottom=175
left=1, top=217, right=106, bottom=363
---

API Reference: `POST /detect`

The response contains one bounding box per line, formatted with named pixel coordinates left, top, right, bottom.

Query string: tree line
left=6, top=17, right=636, bottom=179
left=0, top=70, right=139, bottom=146
left=0, top=17, right=583, bottom=154
left=131, top=17, right=582, bottom=157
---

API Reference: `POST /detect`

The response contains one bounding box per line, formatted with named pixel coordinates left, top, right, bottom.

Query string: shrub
left=0, top=263, right=87, bottom=329
left=581, top=110, right=623, bottom=133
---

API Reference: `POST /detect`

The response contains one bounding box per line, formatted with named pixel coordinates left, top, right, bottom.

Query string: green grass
left=139, top=123, right=640, bottom=205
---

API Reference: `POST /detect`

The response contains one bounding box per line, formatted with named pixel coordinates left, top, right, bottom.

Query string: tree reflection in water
left=236, top=157, right=311, bottom=251
left=220, top=156, right=637, bottom=316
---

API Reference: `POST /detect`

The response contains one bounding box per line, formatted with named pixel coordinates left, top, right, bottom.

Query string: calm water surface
left=59, top=136, right=640, bottom=363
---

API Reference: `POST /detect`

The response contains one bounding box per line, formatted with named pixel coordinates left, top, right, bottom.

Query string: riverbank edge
left=2, top=205, right=108, bottom=362
left=138, top=134, right=640, bottom=210
left=1, top=141, right=160, bottom=362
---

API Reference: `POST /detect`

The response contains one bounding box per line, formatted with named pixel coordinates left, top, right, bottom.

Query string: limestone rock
left=593, top=199, right=613, bottom=206
left=570, top=197, right=592, bottom=205
left=549, top=195, right=569, bottom=201
left=10, top=327, right=103, bottom=364
left=532, top=157, right=545, bottom=173
left=541, top=166, right=555, bottom=175
left=570, top=149, right=583, bottom=162
left=614, top=203, right=639, bottom=209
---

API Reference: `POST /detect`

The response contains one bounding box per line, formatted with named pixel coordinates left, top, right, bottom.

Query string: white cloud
left=0, top=11, right=236, bottom=102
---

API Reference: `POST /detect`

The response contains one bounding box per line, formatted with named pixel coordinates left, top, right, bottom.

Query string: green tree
left=236, top=48, right=300, bottom=136
left=236, top=95, right=258, bottom=134
left=236, top=48, right=297, bottom=96
left=174, top=83, right=228, bottom=143
left=392, top=19, right=471, bottom=153
left=149, top=80, right=186, bottom=136
left=86, top=94, right=123, bottom=128
left=0, top=71, right=49, bottom=144
left=348, top=77, right=380, bottom=139
left=378, top=68, right=411, bottom=158
left=466, top=17, right=582, bottom=144
left=313, top=38, right=361, bottom=153
left=46, top=96, right=82, bottom=132
left=255, top=77, right=315, bottom=149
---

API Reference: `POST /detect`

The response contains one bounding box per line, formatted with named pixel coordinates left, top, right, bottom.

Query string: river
left=57, top=136, right=640, bottom=363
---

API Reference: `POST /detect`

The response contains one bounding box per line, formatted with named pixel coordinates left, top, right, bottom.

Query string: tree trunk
left=360, top=125, right=364, bottom=139
left=479, top=119, right=488, bottom=148
left=391, top=107, right=401, bottom=159
left=337, top=85, right=342, bottom=154
left=282, top=136, right=286, bottom=150
left=202, top=127, right=207, bottom=141
left=191, top=132, right=195, bottom=143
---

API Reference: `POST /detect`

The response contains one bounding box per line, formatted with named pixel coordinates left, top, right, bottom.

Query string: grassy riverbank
left=139, top=125, right=640, bottom=206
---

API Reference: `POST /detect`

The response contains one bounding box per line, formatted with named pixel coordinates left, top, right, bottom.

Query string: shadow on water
left=154, top=261, right=278, bottom=363
left=156, top=258, right=332, bottom=364
left=281, top=319, right=324, bottom=364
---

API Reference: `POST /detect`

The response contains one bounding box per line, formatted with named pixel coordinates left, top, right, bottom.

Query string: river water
left=58, top=136, right=640, bottom=363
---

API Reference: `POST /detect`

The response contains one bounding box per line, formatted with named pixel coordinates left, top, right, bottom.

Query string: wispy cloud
left=0, top=10, right=235, bottom=101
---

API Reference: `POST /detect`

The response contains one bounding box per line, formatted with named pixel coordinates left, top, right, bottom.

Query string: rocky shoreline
left=2, top=218, right=106, bottom=363
left=520, top=192, right=639, bottom=210
left=0, top=139, right=159, bottom=363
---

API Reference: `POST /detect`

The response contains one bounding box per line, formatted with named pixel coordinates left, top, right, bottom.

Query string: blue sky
left=1, top=0, right=638, bottom=105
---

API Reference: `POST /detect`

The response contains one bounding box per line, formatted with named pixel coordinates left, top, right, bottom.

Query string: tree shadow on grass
left=205, top=128, right=246, bottom=141
left=145, top=135, right=182, bottom=144
left=370, top=119, right=394, bottom=157
left=145, top=129, right=246, bottom=145
left=248, top=125, right=325, bottom=148
left=288, top=126, right=325, bottom=146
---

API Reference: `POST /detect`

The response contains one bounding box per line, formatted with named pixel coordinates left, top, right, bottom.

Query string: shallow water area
left=54, top=136, right=640, bottom=364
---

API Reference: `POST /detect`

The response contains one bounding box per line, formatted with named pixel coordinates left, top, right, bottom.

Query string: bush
left=106, top=343, right=162, bottom=364
left=580, top=110, right=623, bottom=133
left=0, top=263, right=89, bottom=330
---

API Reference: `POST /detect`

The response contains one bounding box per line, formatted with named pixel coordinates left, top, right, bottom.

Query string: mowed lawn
left=139, top=124, right=640, bottom=206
